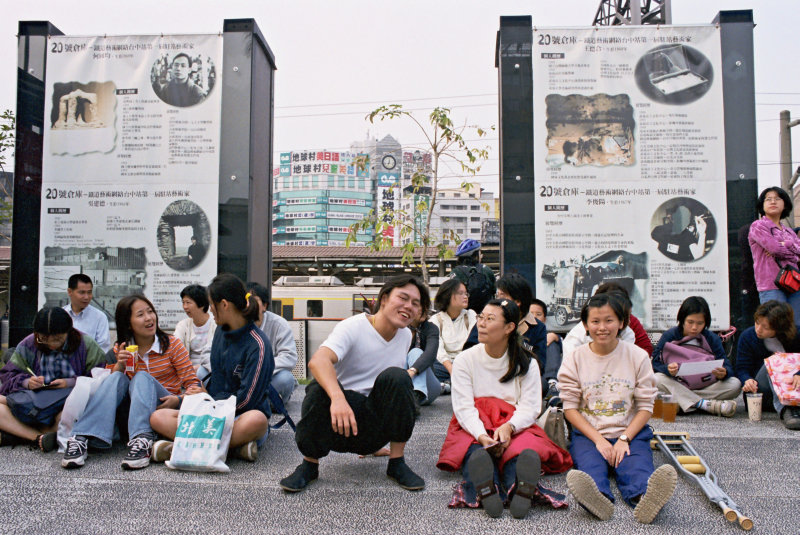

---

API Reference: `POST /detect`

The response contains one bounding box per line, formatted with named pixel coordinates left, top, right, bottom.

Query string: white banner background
left=40, top=34, right=222, bottom=328
left=533, top=25, right=729, bottom=331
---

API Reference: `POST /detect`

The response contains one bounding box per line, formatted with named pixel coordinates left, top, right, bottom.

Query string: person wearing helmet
left=451, top=239, right=496, bottom=314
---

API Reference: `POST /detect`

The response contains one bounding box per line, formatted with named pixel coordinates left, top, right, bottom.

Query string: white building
left=399, top=185, right=493, bottom=247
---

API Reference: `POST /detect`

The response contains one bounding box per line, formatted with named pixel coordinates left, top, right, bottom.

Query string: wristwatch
left=408, top=367, right=418, bottom=375
left=618, top=434, right=629, bottom=443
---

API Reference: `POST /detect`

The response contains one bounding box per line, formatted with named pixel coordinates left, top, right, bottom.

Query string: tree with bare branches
left=346, top=105, right=492, bottom=284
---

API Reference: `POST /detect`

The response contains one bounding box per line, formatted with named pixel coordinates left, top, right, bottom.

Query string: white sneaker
left=61, top=437, right=88, bottom=469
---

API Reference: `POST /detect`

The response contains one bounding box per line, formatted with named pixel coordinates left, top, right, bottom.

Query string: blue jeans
left=72, top=371, right=169, bottom=447
left=271, top=369, right=298, bottom=404
left=759, top=289, right=800, bottom=326
left=406, top=348, right=441, bottom=405
left=570, top=427, right=655, bottom=506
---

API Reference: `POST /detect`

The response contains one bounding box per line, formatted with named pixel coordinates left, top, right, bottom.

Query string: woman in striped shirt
left=61, top=295, right=199, bottom=470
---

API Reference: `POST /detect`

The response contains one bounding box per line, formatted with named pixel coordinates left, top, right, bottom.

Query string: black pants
left=296, top=367, right=416, bottom=459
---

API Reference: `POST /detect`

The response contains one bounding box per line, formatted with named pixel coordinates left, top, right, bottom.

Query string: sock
left=301, top=459, right=319, bottom=478
left=696, top=399, right=709, bottom=411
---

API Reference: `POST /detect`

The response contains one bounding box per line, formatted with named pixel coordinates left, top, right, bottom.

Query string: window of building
left=302, top=176, right=310, bottom=188
left=348, top=177, right=355, bottom=189
left=471, top=228, right=480, bottom=233
left=454, top=193, right=461, bottom=198
left=283, top=177, right=290, bottom=188
left=293, top=176, right=300, bottom=188
left=328, top=175, right=335, bottom=187
left=312, top=176, right=319, bottom=188
left=471, top=217, right=481, bottom=222
left=359, top=177, right=365, bottom=190
left=470, top=205, right=480, bottom=210
left=438, top=193, right=445, bottom=198
left=338, top=176, right=345, bottom=187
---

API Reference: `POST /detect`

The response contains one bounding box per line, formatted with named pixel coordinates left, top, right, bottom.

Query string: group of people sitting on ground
left=0, top=229, right=798, bottom=523
left=0, top=272, right=297, bottom=469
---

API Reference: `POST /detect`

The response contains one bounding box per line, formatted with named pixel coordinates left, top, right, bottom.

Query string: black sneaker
left=121, top=435, right=153, bottom=470
left=386, top=457, right=425, bottom=491
left=62, top=437, right=89, bottom=469
left=783, top=406, right=800, bottom=430
left=280, top=461, right=319, bottom=492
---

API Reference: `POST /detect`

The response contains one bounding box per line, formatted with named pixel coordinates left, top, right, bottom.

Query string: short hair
left=531, top=298, right=548, bottom=318
left=180, top=284, right=209, bottom=313
left=68, top=273, right=93, bottom=290
left=754, top=300, right=796, bottom=345
left=246, top=282, right=270, bottom=304
left=757, top=187, right=792, bottom=218
left=434, top=278, right=464, bottom=313
left=115, top=295, right=170, bottom=352
left=580, top=293, right=630, bottom=333
left=676, top=296, right=711, bottom=335
left=171, top=53, right=192, bottom=68
left=496, top=273, right=533, bottom=313
left=376, top=275, right=429, bottom=315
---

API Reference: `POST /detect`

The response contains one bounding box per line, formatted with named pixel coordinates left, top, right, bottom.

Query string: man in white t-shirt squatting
left=280, top=274, right=430, bottom=493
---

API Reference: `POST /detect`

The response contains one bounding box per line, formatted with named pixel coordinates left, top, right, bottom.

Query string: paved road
left=0, top=392, right=796, bottom=534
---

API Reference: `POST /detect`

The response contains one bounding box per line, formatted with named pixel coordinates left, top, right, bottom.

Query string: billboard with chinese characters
left=377, top=173, right=401, bottom=246
left=533, top=25, right=729, bottom=331
left=283, top=150, right=369, bottom=178
left=39, top=34, right=222, bottom=327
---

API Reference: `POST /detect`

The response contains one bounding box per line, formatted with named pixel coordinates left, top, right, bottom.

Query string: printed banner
left=40, top=34, right=223, bottom=328
left=533, top=25, right=729, bottom=331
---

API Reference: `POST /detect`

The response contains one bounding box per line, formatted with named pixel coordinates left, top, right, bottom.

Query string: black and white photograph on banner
left=539, top=250, right=648, bottom=328
left=150, top=52, right=216, bottom=107
left=544, top=93, right=635, bottom=167
left=41, top=247, right=147, bottom=329
left=650, top=197, right=717, bottom=263
left=48, top=81, right=117, bottom=155
left=157, top=199, right=212, bottom=270
left=634, top=44, right=714, bottom=105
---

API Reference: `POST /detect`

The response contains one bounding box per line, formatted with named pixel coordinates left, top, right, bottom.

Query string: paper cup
left=746, top=393, right=763, bottom=422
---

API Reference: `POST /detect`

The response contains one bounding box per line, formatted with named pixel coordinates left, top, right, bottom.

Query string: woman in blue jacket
left=735, top=300, right=800, bottom=429
left=652, top=296, right=741, bottom=417
left=150, top=273, right=274, bottom=462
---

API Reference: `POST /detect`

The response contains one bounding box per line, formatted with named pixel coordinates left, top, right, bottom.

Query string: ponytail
left=208, top=273, right=261, bottom=324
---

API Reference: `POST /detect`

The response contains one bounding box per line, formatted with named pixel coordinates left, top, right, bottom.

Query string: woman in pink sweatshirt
left=558, top=293, right=676, bottom=524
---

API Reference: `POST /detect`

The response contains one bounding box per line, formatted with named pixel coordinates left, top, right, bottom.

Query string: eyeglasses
left=477, top=314, right=501, bottom=323
left=456, top=290, right=469, bottom=297
left=765, top=197, right=782, bottom=203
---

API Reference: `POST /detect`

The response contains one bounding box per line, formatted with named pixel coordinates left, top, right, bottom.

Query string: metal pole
left=631, top=0, right=642, bottom=25
left=663, top=0, right=673, bottom=24
left=780, top=110, right=800, bottom=225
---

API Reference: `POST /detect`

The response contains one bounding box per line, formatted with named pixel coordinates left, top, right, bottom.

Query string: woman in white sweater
left=449, top=298, right=543, bottom=519
left=172, top=284, right=216, bottom=380
left=430, top=279, right=477, bottom=384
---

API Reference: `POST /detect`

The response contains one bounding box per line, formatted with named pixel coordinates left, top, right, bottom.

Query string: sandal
left=466, top=449, right=503, bottom=518
left=33, top=432, right=57, bottom=453
left=510, top=449, right=541, bottom=519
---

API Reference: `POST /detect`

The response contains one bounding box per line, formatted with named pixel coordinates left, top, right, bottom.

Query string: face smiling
left=584, top=304, right=623, bottom=347
left=380, top=283, right=422, bottom=330
left=130, top=299, right=158, bottom=339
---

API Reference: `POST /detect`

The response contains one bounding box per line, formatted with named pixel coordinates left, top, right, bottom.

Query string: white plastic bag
left=57, top=367, right=111, bottom=452
left=166, top=393, right=236, bottom=473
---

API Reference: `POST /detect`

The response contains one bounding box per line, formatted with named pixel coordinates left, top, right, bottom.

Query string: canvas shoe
left=235, top=440, right=258, bottom=462
left=707, top=399, right=736, bottom=417
left=151, top=440, right=173, bottom=463
left=633, top=464, right=677, bottom=524
left=781, top=406, right=800, bottom=430
left=121, top=435, right=153, bottom=470
left=566, top=469, right=614, bottom=521
left=61, top=436, right=88, bottom=469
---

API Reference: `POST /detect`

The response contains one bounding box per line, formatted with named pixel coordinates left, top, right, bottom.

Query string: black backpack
left=453, top=265, right=495, bottom=312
